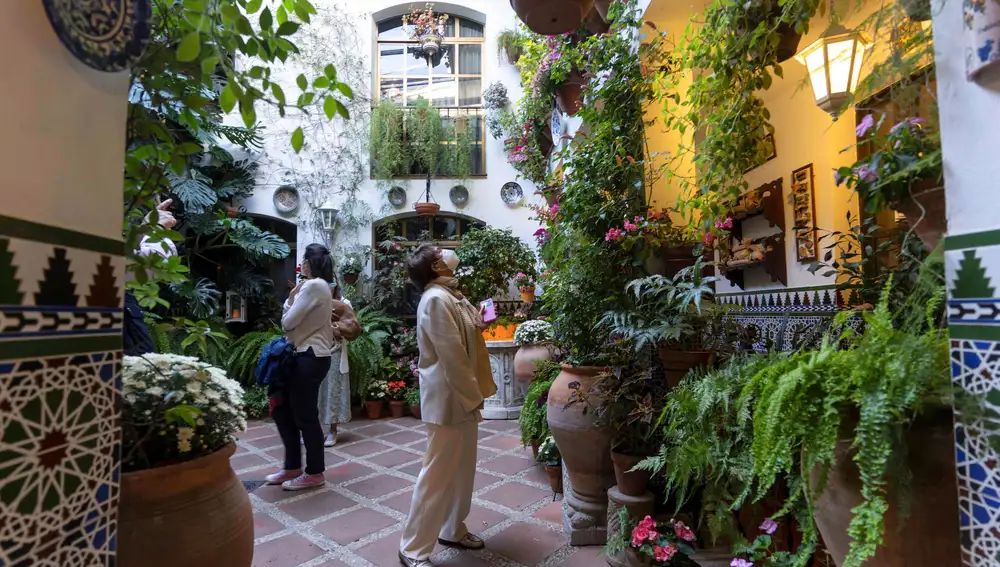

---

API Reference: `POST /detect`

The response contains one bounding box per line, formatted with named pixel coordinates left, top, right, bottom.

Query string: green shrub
left=518, top=360, right=561, bottom=447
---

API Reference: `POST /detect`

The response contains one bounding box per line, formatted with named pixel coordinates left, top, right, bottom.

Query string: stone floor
left=234, top=417, right=609, bottom=567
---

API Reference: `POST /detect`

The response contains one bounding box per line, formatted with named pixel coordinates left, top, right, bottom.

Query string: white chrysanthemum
left=177, top=439, right=192, bottom=453
left=177, top=427, right=195, bottom=442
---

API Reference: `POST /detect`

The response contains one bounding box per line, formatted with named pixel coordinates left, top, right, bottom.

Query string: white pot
left=420, top=34, right=442, bottom=56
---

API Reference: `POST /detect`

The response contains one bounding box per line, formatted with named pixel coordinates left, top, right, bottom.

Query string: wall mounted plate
left=550, top=107, right=564, bottom=141
left=501, top=182, right=523, bottom=206
left=388, top=186, right=406, bottom=208
left=449, top=185, right=469, bottom=205
left=273, top=186, right=300, bottom=215
left=42, top=0, right=152, bottom=72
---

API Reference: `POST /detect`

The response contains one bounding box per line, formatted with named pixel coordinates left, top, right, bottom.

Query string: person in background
left=266, top=244, right=335, bottom=491
left=124, top=199, right=177, bottom=356
left=398, top=244, right=497, bottom=567
left=318, top=282, right=360, bottom=447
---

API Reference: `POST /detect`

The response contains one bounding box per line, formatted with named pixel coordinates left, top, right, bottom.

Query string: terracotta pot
left=547, top=365, right=615, bottom=533
left=594, top=0, right=612, bottom=21
left=365, top=400, right=384, bottom=420
left=414, top=202, right=441, bottom=216
left=226, top=207, right=239, bottom=218
left=389, top=400, right=406, bottom=418
left=531, top=438, right=541, bottom=459
left=514, top=343, right=554, bottom=383
left=520, top=288, right=536, bottom=303
left=775, top=22, right=802, bottom=63
left=510, top=0, right=595, bottom=35
left=894, top=179, right=946, bottom=253
left=556, top=70, right=587, bottom=116
left=583, top=6, right=609, bottom=35
left=610, top=451, right=651, bottom=497
left=343, top=273, right=359, bottom=285
left=657, top=348, right=713, bottom=389
left=900, top=0, right=932, bottom=20
left=545, top=464, right=564, bottom=494
left=118, top=443, right=253, bottom=567
left=505, top=44, right=523, bottom=64
left=543, top=187, right=562, bottom=206
left=540, top=117, right=554, bottom=155
left=811, top=408, right=959, bottom=567
left=410, top=404, right=422, bottom=420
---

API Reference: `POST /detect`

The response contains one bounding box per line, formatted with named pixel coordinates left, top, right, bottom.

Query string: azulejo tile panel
left=0, top=215, right=123, bottom=567
left=946, top=233, right=1000, bottom=567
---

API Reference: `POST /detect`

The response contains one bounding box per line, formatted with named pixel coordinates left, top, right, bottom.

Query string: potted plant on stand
left=513, top=319, right=555, bottom=383
left=516, top=272, right=537, bottom=303
left=365, top=378, right=388, bottom=419
left=402, top=3, right=448, bottom=57
left=538, top=434, right=564, bottom=494
left=340, top=252, right=364, bottom=285
left=118, top=354, right=252, bottom=567
left=406, top=386, right=422, bottom=420
left=519, top=360, right=559, bottom=456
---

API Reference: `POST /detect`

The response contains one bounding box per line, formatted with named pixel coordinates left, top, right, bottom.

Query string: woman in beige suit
left=398, top=244, right=497, bottom=567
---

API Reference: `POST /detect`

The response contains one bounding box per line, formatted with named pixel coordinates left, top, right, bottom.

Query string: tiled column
left=932, top=0, right=1000, bottom=563
left=0, top=2, right=129, bottom=565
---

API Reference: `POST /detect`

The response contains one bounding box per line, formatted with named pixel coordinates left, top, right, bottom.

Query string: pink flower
left=631, top=525, right=652, bottom=547
left=731, top=559, right=753, bottom=567
left=760, top=518, right=778, bottom=535
left=856, top=114, right=875, bottom=138
left=673, top=521, right=695, bottom=542
left=623, top=220, right=639, bottom=232
left=654, top=544, right=678, bottom=562
left=703, top=232, right=715, bottom=245
left=714, top=216, right=733, bottom=230
left=638, top=516, right=657, bottom=530
left=605, top=228, right=623, bottom=242
left=550, top=204, right=559, bottom=216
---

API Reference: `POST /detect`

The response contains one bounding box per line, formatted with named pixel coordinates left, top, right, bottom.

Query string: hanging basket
left=555, top=70, right=588, bottom=116
left=511, top=0, right=595, bottom=35
left=414, top=202, right=441, bottom=216
left=418, top=33, right=443, bottom=56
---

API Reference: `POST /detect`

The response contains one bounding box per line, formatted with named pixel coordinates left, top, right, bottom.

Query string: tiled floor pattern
left=234, top=418, right=606, bottom=567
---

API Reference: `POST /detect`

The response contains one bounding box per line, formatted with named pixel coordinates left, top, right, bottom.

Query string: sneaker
left=398, top=551, right=433, bottom=567
left=282, top=473, right=325, bottom=491
left=324, top=432, right=338, bottom=447
left=264, top=469, right=302, bottom=485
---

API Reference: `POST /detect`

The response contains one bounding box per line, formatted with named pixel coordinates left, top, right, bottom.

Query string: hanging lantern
left=795, top=25, right=869, bottom=119
left=318, top=206, right=339, bottom=232
left=225, top=292, right=246, bottom=323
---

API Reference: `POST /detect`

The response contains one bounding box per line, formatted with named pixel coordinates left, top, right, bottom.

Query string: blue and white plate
left=501, top=182, right=523, bottom=206
left=450, top=185, right=469, bottom=205
left=388, top=186, right=407, bottom=208
left=550, top=107, right=564, bottom=141
left=42, top=0, right=152, bottom=72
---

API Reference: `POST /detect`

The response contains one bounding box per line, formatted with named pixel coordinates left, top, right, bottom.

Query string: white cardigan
left=282, top=278, right=333, bottom=356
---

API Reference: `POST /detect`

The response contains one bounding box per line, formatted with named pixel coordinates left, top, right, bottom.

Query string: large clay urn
left=511, top=0, right=595, bottom=35
left=547, top=364, right=616, bottom=544
left=810, top=408, right=959, bottom=566
left=118, top=443, right=253, bottom=567
left=514, top=343, right=554, bottom=383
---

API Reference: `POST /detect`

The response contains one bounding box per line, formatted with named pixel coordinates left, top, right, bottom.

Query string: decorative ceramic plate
left=42, top=0, right=152, bottom=72
left=501, top=182, right=523, bottom=206
left=449, top=185, right=469, bottom=205
left=273, top=186, right=300, bottom=215
left=388, top=186, right=407, bottom=208
left=550, top=107, right=564, bottom=141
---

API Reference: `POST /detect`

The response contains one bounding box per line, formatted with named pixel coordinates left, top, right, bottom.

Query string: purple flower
left=852, top=164, right=878, bottom=184
left=890, top=116, right=927, bottom=135
left=833, top=169, right=845, bottom=186
left=856, top=114, right=875, bottom=138
left=731, top=560, right=754, bottom=567
left=760, top=518, right=778, bottom=535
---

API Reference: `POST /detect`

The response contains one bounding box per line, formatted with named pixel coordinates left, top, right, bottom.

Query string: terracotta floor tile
left=235, top=444, right=250, bottom=455
left=231, top=453, right=271, bottom=471
left=472, top=471, right=504, bottom=492
left=337, top=440, right=389, bottom=457
left=476, top=448, right=502, bottom=464
left=480, top=455, right=536, bottom=476
left=321, top=451, right=347, bottom=467
left=521, top=464, right=550, bottom=486
left=277, top=489, right=358, bottom=522
left=366, top=449, right=423, bottom=468
left=264, top=447, right=287, bottom=462
left=356, top=530, right=406, bottom=567
left=247, top=434, right=284, bottom=449
left=552, top=545, right=609, bottom=567
left=389, top=416, right=423, bottom=429
left=346, top=474, right=413, bottom=499
left=238, top=425, right=275, bottom=441
left=398, top=462, right=424, bottom=478
left=479, top=435, right=522, bottom=451
left=325, top=462, right=377, bottom=485
left=313, top=508, right=399, bottom=545
left=481, top=420, right=520, bottom=433
left=239, top=465, right=274, bottom=484
left=331, top=431, right=364, bottom=445
left=251, top=533, right=325, bottom=567
left=354, top=422, right=402, bottom=437
left=488, top=522, right=568, bottom=566
left=313, top=559, right=351, bottom=567
left=253, top=511, right=286, bottom=539
left=479, top=482, right=551, bottom=511
left=253, top=485, right=301, bottom=504
left=380, top=430, right=425, bottom=446
left=533, top=501, right=563, bottom=525
left=380, top=489, right=414, bottom=514
left=409, top=440, right=428, bottom=452
left=464, top=504, right=508, bottom=533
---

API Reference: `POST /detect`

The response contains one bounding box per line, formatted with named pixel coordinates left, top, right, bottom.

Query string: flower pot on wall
left=514, top=343, right=554, bottom=383
left=419, top=33, right=442, bottom=56
left=658, top=348, right=713, bottom=390
left=365, top=400, right=384, bottom=419
left=520, top=287, right=536, bottom=303
left=118, top=444, right=253, bottom=567
left=511, top=0, right=595, bottom=35
left=343, top=273, right=359, bottom=285
left=893, top=179, right=946, bottom=253
left=414, top=202, right=440, bottom=216
left=547, top=364, right=615, bottom=541
left=610, top=451, right=651, bottom=497
left=775, top=22, right=803, bottom=63
left=483, top=324, right=518, bottom=341
left=545, top=464, right=564, bottom=494
left=505, top=44, right=523, bottom=64
left=389, top=400, right=406, bottom=418
left=556, top=70, right=588, bottom=116
left=810, top=408, right=959, bottom=567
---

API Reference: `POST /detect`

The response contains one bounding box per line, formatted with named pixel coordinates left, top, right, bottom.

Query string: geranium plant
left=386, top=380, right=408, bottom=401
left=610, top=512, right=697, bottom=565
left=401, top=3, right=448, bottom=41
left=122, top=354, right=246, bottom=472
left=514, top=319, right=554, bottom=345
left=515, top=272, right=536, bottom=291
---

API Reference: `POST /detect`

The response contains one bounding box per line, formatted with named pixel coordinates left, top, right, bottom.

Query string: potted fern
left=518, top=361, right=558, bottom=456
left=538, top=434, right=563, bottom=494
left=497, top=28, right=527, bottom=64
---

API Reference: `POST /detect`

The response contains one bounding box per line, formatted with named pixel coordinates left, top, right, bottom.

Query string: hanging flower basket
left=414, top=202, right=441, bottom=216
left=511, top=0, right=595, bottom=35
left=404, top=4, right=448, bottom=59
left=418, top=33, right=443, bottom=56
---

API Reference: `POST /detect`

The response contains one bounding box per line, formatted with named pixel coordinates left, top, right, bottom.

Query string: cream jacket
left=415, top=285, right=497, bottom=426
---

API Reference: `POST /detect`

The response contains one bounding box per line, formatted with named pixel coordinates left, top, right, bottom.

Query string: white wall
left=239, top=0, right=544, bottom=275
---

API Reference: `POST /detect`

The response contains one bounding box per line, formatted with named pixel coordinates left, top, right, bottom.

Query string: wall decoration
left=730, top=177, right=785, bottom=240
left=790, top=164, right=818, bottom=262
left=501, top=182, right=524, bottom=206
left=272, top=186, right=300, bottom=215
left=449, top=185, right=469, bottom=206
left=550, top=107, right=564, bottom=142
left=743, top=133, right=778, bottom=173
left=965, top=0, right=1000, bottom=80
left=42, top=0, right=152, bottom=72
left=388, top=186, right=407, bottom=208
left=719, top=233, right=788, bottom=289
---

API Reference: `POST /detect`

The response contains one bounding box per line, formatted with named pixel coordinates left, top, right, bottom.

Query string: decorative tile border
left=717, top=285, right=841, bottom=313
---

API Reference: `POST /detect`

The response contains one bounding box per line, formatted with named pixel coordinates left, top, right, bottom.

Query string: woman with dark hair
left=266, top=243, right=335, bottom=491
left=398, top=244, right=497, bottom=567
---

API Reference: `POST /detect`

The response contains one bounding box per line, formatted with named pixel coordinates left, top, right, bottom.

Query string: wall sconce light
left=318, top=206, right=339, bottom=233
left=225, top=291, right=246, bottom=323
left=796, top=25, right=869, bottom=119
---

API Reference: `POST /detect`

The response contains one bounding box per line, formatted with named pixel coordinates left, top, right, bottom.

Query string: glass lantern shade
left=795, top=26, right=869, bottom=118
left=319, top=206, right=339, bottom=232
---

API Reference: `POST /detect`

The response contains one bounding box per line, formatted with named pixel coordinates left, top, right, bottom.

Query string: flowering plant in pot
left=402, top=3, right=448, bottom=56
left=119, top=354, right=252, bottom=567
left=386, top=379, right=408, bottom=417
left=608, top=512, right=697, bottom=566
left=514, top=320, right=556, bottom=383
left=515, top=272, right=537, bottom=302
left=538, top=434, right=563, bottom=494
left=340, top=252, right=364, bottom=284
left=405, top=386, right=422, bottom=420
left=835, top=114, right=944, bottom=251
left=365, top=379, right=388, bottom=419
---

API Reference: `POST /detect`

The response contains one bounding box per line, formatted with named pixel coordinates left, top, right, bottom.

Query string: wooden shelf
left=731, top=178, right=785, bottom=241
left=720, top=234, right=788, bottom=290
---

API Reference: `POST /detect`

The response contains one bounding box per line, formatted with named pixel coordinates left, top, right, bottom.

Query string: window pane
left=430, top=45, right=455, bottom=75
left=467, top=113, right=484, bottom=143
left=379, top=44, right=407, bottom=76
left=378, top=17, right=405, bottom=40
left=458, top=77, right=482, bottom=106
left=443, top=18, right=456, bottom=38
left=471, top=143, right=484, bottom=175
left=405, top=46, right=429, bottom=76
left=430, top=77, right=457, bottom=107
left=434, top=216, right=459, bottom=240
left=458, top=44, right=482, bottom=74
left=459, top=19, right=484, bottom=38
left=379, top=78, right=404, bottom=103
left=404, top=218, right=430, bottom=240
left=406, top=78, right=430, bottom=104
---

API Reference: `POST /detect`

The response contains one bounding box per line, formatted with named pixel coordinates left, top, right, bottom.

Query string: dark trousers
left=272, top=348, right=331, bottom=475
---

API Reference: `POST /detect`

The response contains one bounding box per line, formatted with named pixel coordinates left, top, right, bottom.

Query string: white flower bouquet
left=514, top=319, right=554, bottom=345
left=122, top=354, right=246, bottom=472
left=367, top=379, right=389, bottom=400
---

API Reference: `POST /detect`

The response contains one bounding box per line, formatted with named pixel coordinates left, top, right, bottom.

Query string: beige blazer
left=415, top=285, right=497, bottom=426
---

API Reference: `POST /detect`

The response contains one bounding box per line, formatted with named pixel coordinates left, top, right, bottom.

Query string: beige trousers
left=399, top=419, right=479, bottom=560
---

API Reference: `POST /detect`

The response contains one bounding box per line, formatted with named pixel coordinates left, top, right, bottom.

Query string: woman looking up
left=266, top=243, right=335, bottom=491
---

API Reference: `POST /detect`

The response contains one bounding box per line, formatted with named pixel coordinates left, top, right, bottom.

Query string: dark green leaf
left=293, top=2, right=311, bottom=22
left=324, top=64, right=337, bottom=80
left=313, top=76, right=330, bottom=89
left=177, top=31, right=201, bottom=62
left=277, top=22, right=299, bottom=35
left=259, top=7, right=273, bottom=30
left=201, top=55, right=220, bottom=76
left=296, top=74, right=308, bottom=90
left=245, top=0, right=262, bottom=13
left=291, top=126, right=304, bottom=153
left=334, top=99, right=349, bottom=119
left=271, top=83, right=286, bottom=104
left=220, top=4, right=239, bottom=21
left=236, top=15, right=254, bottom=34
left=336, top=82, right=353, bottom=99
left=240, top=99, right=257, bottom=128
left=220, top=84, right=237, bottom=112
